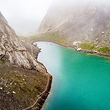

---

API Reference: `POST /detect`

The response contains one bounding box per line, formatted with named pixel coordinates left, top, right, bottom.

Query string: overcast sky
left=0, top=0, right=53, bottom=36
left=0, top=0, right=109, bottom=36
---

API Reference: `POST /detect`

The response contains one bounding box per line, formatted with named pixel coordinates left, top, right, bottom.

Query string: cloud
left=0, top=0, right=53, bottom=36
left=0, top=0, right=110, bottom=36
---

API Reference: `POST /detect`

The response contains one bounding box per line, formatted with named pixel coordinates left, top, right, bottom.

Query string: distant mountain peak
left=0, top=11, right=8, bottom=24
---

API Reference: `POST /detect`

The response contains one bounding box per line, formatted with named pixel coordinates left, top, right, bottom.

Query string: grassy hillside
left=0, top=60, right=48, bottom=109
left=29, top=31, right=72, bottom=46
left=28, top=31, right=110, bottom=55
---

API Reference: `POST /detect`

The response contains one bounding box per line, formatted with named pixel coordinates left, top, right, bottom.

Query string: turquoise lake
left=37, top=42, right=110, bottom=110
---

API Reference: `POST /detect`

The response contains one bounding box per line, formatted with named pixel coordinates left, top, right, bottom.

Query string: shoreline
left=23, top=62, right=52, bottom=110
left=23, top=40, right=110, bottom=110
left=32, top=40, right=110, bottom=59
left=80, top=49, right=110, bottom=59
left=25, top=40, right=110, bottom=109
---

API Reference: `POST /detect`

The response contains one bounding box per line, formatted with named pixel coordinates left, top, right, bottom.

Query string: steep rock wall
left=0, top=12, right=45, bottom=72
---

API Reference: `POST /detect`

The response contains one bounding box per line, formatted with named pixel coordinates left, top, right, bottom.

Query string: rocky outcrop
left=19, top=37, right=41, bottom=59
left=0, top=12, right=45, bottom=72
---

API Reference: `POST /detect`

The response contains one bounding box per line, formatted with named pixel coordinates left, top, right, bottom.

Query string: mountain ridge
left=37, top=1, right=110, bottom=54
left=0, top=11, right=8, bottom=24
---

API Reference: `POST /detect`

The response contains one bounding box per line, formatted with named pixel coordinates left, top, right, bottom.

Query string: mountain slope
left=38, top=1, right=110, bottom=54
left=0, top=12, right=51, bottom=109
left=0, top=12, right=44, bottom=71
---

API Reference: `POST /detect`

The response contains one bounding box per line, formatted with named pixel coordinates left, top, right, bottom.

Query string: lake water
left=37, top=42, right=110, bottom=110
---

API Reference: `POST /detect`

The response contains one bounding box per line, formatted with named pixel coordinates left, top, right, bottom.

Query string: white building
left=73, top=41, right=81, bottom=49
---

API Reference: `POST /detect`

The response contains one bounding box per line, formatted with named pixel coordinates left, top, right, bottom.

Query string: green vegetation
left=98, top=47, right=110, bottom=54
left=0, top=62, right=48, bottom=109
left=28, top=31, right=110, bottom=55
left=80, top=42, right=110, bottom=54
left=29, top=31, right=72, bottom=46
left=79, top=42, right=96, bottom=50
left=2, top=60, right=6, bottom=64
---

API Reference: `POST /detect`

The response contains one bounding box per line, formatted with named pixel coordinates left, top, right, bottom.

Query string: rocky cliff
left=0, top=12, right=45, bottom=72
left=38, top=0, right=110, bottom=54
left=0, top=12, right=51, bottom=109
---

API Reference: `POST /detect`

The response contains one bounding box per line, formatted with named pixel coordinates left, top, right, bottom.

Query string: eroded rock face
left=0, top=12, right=45, bottom=72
